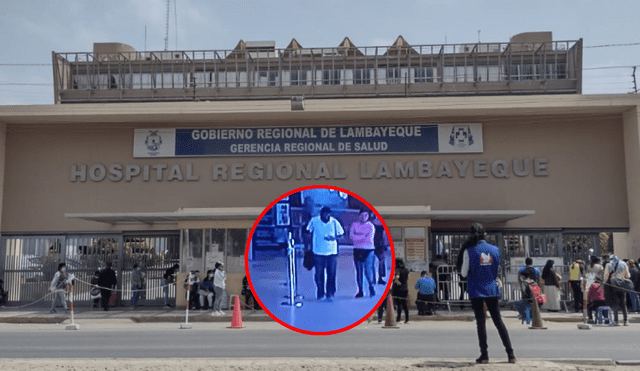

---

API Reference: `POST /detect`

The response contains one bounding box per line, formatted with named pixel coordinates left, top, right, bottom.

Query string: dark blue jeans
left=313, top=253, right=338, bottom=299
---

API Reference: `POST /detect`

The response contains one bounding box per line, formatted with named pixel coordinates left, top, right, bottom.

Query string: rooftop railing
left=52, top=40, right=581, bottom=104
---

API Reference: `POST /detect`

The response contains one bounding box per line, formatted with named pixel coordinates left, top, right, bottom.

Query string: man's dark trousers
left=313, top=253, right=338, bottom=299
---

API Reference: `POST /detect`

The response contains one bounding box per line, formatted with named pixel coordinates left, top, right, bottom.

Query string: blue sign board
left=133, top=124, right=483, bottom=158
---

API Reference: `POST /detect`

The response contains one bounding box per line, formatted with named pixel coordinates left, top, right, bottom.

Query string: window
left=268, top=71, right=278, bottom=87
left=322, top=69, right=341, bottom=85
left=354, top=69, right=371, bottom=85
left=547, top=63, right=567, bottom=79
left=386, top=67, right=401, bottom=84
left=291, top=70, right=308, bottom=86
left=413, top=67, right=433, bottom=83
left=181, top=228, right=248, bottom=273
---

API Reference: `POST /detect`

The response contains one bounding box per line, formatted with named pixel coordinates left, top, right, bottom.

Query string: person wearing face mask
left=130, top=264, right=145, bottom=309
left=200, top=270, right=216, bottom=310
left=49, top=263, right=70, bottom=313
left=212, top=262, right=227, bottom=316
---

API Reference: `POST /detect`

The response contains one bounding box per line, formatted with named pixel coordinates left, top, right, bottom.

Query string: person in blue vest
left=461, top=223, right=516, bottom=364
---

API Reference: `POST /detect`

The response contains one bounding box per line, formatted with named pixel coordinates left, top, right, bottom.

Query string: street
left=1, top=318, right=639, bottom=361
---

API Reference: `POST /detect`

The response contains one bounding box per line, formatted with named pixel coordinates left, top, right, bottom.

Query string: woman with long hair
left=541, top=259, right=562, bottom=312
left=392, top=258, right=410, bottom=324
left=586, top=255, right=604, bottom=280
left=461, top=223, right=515, bottom=364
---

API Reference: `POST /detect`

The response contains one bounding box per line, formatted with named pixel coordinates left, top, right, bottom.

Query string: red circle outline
left=244, top=184, right=396, bottom=335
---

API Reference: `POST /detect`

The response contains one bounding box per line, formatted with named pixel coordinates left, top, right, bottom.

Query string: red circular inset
left=245, top=185, right=395, bottom=335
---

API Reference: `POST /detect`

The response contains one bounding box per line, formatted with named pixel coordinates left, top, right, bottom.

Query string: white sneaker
left=218, top=310, right=226, bottom=316
left=211, top=311, right=220, bottom=316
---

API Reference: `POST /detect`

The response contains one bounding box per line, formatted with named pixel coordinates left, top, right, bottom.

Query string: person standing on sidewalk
left=90, top=271, right=101, bottom=308
left=603, top=255, right=631, bottom=326
left=130, top=264, right=145, bottom=309
left=212, top=262, right=227, bottom=316
left=461, top=223, right=515, bottom=364
left=541, top=260, right=562, bottom=312
left=49, top=262, right=70, bottom=313
left=569, top=259, right=585, bottom=313
left=162, top=264, right=179, bottom=309
left=98, top=262, right=117, bottom=311
left=0, top=278, right=8, bottom=307
left=393, top=258, right=410, bottom=324
left=627, top=260, right=640, bottom=313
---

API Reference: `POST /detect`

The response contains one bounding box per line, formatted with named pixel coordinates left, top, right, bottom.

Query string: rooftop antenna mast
left=164, top=0, right=171, bottom=51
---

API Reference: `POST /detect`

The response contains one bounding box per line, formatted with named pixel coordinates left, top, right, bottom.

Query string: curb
left=544, top=358, right=615, bottom=366
left=131, top=315, right=271, bottom=323
left=616, top=360, right=640, bottom=366
left=0, top=317, right=67, bottom=324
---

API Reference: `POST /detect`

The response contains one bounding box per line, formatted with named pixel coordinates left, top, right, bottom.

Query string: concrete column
left=622, top=106, right=640, bottom=259
left=0, top=123, right=6, bottom=235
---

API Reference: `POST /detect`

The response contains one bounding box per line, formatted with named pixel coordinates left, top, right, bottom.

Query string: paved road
left=1, top=318, right=639, bottom=360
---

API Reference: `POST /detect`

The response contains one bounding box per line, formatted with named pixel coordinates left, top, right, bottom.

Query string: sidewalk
left=1, top=303, right=628, bottom=324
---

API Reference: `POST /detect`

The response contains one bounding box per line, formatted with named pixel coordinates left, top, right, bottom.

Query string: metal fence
left=0, top=233, right=179, bottom=307
left=435, top=263, right=576, bottom=311
left=52, top=39, right=582, bottom=103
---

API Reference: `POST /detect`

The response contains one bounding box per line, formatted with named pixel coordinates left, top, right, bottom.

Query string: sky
left=0, top=0, right=638, bottom=105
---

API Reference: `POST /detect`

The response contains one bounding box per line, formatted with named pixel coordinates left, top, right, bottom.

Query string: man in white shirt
left=306, top=206, right=345, bottom=301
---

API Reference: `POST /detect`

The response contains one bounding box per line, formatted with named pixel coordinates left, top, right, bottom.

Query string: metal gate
left=431, top=230, right=602, bottom=304
left=1, top=232, right=179, bottom=307
left=64, top=234, right=122, bottom=305
left=0, top=235, right=65, bottom=306
left=120, top=234, right=180, bottom=306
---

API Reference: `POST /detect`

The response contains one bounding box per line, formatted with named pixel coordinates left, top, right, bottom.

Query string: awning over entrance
left=65, top=207, right=534, bottom=225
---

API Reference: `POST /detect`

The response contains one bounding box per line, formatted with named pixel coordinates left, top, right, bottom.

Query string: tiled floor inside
left=249, top=248, right=392, bottom=333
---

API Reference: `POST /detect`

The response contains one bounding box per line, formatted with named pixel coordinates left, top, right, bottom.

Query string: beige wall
left=1, top=113, right=628, bottom=233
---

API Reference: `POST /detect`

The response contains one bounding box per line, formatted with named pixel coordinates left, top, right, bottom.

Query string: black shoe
left=508, top=353, right=516, bottom=364
left=476, top=355, right=489, bottom=364
left=377, top=280, right=386, bottom=285
left=369, top=286, right=376, bottom=297
left=355, top=292, right=364, bottom=298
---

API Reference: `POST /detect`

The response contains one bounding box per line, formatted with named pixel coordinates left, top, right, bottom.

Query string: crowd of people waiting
left=513, top=254, right=640, bottom=327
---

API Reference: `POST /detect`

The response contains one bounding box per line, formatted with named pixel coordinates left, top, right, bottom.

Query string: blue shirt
left=415, top=276, right=436, bottom=295
left=466, top=240, right=501, bottom=298
left=518, top=265, right=540, bottom=283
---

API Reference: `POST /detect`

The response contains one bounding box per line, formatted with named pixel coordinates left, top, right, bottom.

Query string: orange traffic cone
left=383, top=294, right=399, bottom=329
left=228, top=295, right=244, bottom=329
left=529, top=298, right=547, bottom=330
